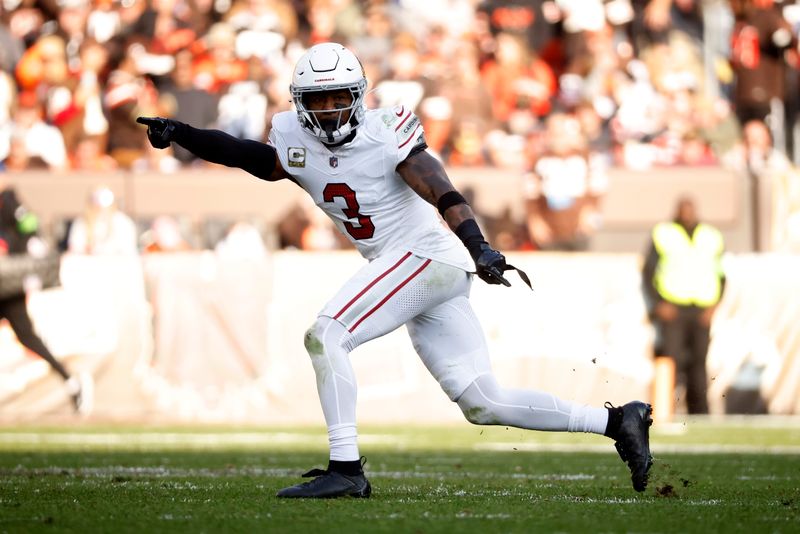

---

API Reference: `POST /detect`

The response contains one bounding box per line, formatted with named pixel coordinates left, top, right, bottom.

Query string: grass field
left=1, top=419, right=799, bottom=533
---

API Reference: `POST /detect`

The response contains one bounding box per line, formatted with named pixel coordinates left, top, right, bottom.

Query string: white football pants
left=304, top=250, right=608, bottom=461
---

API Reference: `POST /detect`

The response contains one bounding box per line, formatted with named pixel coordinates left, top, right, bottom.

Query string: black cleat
left=607, top=401, right=653, bottom=492
left=276, top=467, right=371, bottom=499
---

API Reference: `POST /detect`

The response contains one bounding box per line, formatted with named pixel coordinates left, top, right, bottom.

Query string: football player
left=0, top=184, right=93, bottom=416
left=138, top=42, right=653, bottom=498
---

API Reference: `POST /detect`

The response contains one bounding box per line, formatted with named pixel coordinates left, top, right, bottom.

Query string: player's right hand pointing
left=137, top=116, right=177, bottom=149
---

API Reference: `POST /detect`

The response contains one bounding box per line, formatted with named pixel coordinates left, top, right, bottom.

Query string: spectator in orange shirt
left=192, top=22, right=248, bottom=94
left=481, top=32, right=557, bottom=126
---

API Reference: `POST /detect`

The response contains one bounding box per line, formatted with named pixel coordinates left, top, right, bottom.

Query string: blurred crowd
left=2, top=0, right=800, bottom=252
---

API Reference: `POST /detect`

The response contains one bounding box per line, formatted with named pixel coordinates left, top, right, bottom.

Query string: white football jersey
left=269, top=106, right=473, bottom=271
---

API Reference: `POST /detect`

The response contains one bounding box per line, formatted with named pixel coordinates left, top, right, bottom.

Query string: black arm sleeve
left=173, top=123, right=277, bottom=181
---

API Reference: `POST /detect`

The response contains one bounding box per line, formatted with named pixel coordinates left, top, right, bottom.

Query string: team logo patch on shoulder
left=381, top=114, right=399, bottom=128
left=288, top=147, right=306, bottom=168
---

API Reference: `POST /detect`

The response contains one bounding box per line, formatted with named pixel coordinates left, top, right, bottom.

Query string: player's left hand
left=474, top=243, right=511, bottom=287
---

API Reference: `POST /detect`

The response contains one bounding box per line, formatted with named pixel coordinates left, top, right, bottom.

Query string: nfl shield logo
left=329, top=156, right=338, bottom=168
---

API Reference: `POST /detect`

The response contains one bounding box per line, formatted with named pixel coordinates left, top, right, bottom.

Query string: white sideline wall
left=1, top=251, right=798, bottom=423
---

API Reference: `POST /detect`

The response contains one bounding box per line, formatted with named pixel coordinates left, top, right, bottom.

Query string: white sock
left=306, top=317, right=360, bottom=461
left=568, top=404, right=609, bottom=434
left=328, top=423, right=359, bottom=461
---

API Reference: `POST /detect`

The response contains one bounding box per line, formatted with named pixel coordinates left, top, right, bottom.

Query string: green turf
left=0, top=421, right=798, bottom=533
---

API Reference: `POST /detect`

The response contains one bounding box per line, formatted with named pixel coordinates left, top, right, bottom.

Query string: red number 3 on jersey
left=323, top=183, right=376, bottom=240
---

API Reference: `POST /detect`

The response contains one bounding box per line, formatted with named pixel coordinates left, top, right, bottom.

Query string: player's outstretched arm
left=136, top=117, right=288, bottom=182
left=397, top=150, right=510, bottom=287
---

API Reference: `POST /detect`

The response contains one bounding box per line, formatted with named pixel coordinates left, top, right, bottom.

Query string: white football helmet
left=290, top=42, right=367, bottom=144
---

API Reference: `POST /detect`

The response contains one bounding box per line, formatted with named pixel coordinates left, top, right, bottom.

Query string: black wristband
left=437, top=191, right=468, bottom=217
left=454, top=219, right=487, bottom=261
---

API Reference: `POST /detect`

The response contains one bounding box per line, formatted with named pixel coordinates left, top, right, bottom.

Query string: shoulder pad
left=271, top=111, right=298, bottom=133
left=391, top=106, right=423, bottom=150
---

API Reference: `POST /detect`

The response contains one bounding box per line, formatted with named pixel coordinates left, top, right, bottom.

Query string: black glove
left=137, top=116, right=178, bottom=149
left=473, top=243, right=511, bottom=287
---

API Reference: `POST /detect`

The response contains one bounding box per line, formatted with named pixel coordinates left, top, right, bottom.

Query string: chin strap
left=324, top=124, right=335, bottom=143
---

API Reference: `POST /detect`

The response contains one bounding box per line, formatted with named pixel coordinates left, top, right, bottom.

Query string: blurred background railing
left=0, top=164, right=764, bottom=254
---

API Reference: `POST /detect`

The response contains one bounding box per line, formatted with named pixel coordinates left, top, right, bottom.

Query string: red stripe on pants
left=333, top=252, right=413, bottom=320
left=348, top=259, right=432, bottom=333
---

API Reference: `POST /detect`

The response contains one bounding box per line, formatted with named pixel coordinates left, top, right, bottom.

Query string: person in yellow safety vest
left=642, top=196, right=726, bottom=414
